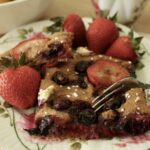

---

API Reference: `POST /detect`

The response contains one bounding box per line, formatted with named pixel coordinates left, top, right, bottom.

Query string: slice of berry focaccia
left=25, top=47, right=150, bottom=140
left=10, top=32, right=73, bottom=67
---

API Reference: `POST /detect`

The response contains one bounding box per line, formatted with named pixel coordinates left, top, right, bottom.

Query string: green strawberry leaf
left=18, top=53, right=26, bottom=66
left=141, top=43, right=150, bottom=56
left=3, top=102, right=12, bottom=108
left=132, top=40, right=140, bottom=50
left=100, top=10, right=109, bottom=18
left=100, top=10, right=118, bottom=22
left=132, top=37, right=143, bottom=50
left=128, top=29, right=146, bottom=60
left=128, top=30, right=143, bottom=50
left=109, top=13, right=118, bottom=22
left=11, top=58, right=18, bottom=67
left=128, top=30, right=134, bottom=39
left=135, top=37, right=143, bottom=43
left=0, top=56, right=18, bottom=68
left=138, top=51, right=145, bottom=57
left=135, top=61, right=144, bottom=69
left=117, top=27, right=123, bottom=32
left=0, top=53, right=27, bottom=71
left=0, top=56, right=12, bottom=67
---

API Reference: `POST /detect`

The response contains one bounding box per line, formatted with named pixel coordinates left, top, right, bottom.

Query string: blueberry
left=77, top=75, right=87, bottom=89
left=53, top=98, right=72, bottom=110
left=43, top=42, right=64, bottom=59
left=103, top=94, right=126, bottom=111
left=39, top=66, right=46, bottom=79
left=25, top=128, right=40, bottom=135
left=68, top=101, right=91, bottom=118
left=78, top=109, right=97, bottom=125
left=122, top=116, right=147, bottom=135
left=52, top=71, right=69, bottom=85
left=38, top=116, right=53, bottom=136
left=98, top=110, right=120, bottom=127
left=68, top=106, right=81, bottom=117
left=73, top=101, right=91, bottom=110
left=75, top=61, right=92, bottom=74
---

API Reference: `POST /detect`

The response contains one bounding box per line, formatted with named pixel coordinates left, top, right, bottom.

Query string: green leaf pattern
left=0, top=101, right=13, bottom=126
left=70, top=142, right=81, bottom=150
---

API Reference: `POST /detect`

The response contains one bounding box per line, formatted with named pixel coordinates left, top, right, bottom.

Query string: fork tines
left=92, top=77, right=150, bottom=113
left=92, top=85, right=125, bottom=112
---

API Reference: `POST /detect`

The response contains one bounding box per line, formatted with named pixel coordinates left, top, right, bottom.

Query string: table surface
left=45, top=0, right=150, bottom=34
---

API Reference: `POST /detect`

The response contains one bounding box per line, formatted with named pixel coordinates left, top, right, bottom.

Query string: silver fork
left=92, top=77, right=150, bottom=113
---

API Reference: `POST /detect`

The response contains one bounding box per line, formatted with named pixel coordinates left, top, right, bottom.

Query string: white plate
left=0, top=19, right=150, bottom=150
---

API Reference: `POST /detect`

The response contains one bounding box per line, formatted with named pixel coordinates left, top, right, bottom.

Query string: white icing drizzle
left=76, top=47, right=92, bottom=56
left=137, top=107, right=141, bottom=111
left=135, top=96, right=140, bottom=102
left=66, top=94, right=71, bottom=98
left=38, top=85, right=55, bottom=105
left=67, top=86, right=71, bottom=90
left=66, top=68, right=70, bottom=72
left=72, top=92, right=78, bottom=98
left=125, top=93, right=131, bottom=99
left=120, top=108, right=125, bottom=112
left=90, top=57, right=94, bottom=60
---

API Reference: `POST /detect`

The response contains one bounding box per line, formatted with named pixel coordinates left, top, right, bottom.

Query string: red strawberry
left=10, top=36, right=73, bottom=67
left=0, top=66, right=41, bottom=109
left=106, top=36, right=138, bottom=63
left=63, top=13, right=86, bottom=47
left=10, top=37, right=49, bottom=60
left=87, top=18, right=119, bottom=53
left=87, top=60, right=129, bottom=87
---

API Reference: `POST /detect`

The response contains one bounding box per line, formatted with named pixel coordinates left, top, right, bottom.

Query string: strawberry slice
left=10, top=37, right=49, bottom=61
left=10, top=33, right=73, bottom=67
left=63, top=13, right=87, bottom=47
left=106, top=36, right=138, bottom=63
left=87, top=60, right=129, bottom=87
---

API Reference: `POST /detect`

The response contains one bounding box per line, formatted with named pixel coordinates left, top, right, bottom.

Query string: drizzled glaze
left=32, top=51, right=150, bottom=140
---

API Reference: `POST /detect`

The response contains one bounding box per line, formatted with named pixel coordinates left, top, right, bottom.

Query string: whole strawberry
left=87, top=18, right=119, bottom=53
left=0, top=66, right=41, bottom=109
left=106, top=36, right=138, bottom=63
left=63, top=13, right=87, bottom=47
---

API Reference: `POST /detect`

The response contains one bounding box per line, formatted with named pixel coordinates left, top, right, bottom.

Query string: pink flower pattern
left=115, top=132, right=150, bottom=148
left=28, top=32, right=47, bottom=40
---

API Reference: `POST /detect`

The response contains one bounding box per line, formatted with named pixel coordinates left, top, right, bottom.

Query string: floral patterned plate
left=0, top=18, right=150, bottom=150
